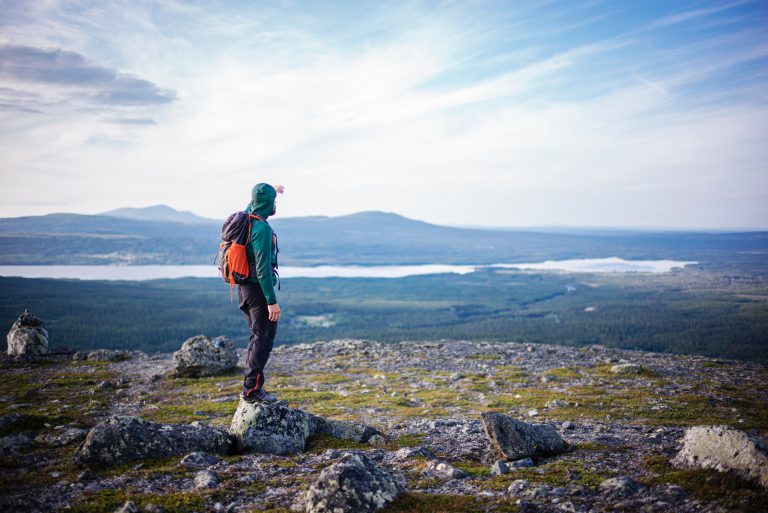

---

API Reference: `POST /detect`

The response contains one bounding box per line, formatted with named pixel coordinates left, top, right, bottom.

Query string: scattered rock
left=507, top=479, right=531, bottom=495
left=316, top=417, right=383, bottom=443
left=180, top=451, right=221, bottom=469
left=671, top=425, right=768, bottom=487
left=87, top=349, right=131, bottom=362
left=424, top=460, right=466, bottom=480
left=194, top=470, right=220, bottom=489
left=610, top=363, right=642, bottom=375
left=73, top=416, right=231, bottom=467
left=491, top=460, right=509, bottom=476
left=6, top=309, right=48, bottom=357
left=170, top=335, right=238, bottom=378
left=481, top=412, right=569, bottom=460
left=561, top=421, right=575, bottom=430
left=599, top=476, right=641, bottom=496
left=545, top=399, right=567, bottom=409
left=368, top=434, right=387, bottom=447
left=391, top=447, right=435, bottom=461
left=114, top=501, right=139, bottom=513
left=36, top=427, right=87, bottom=447
left=509, top=457, right=534, bottom=468
left=304, top=453, right=404, bottom=513
left=0, top=413, right=28, bottom=435
left=0, top=432, right=34, bottom=454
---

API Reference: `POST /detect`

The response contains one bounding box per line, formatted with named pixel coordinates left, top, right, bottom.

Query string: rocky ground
left=1, top=339, right=767, bottom=513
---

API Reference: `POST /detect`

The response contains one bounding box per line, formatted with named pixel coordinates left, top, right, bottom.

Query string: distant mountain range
left=0, top=205, right=766, bottom=268
left=101, top=205, right=215, bottom=224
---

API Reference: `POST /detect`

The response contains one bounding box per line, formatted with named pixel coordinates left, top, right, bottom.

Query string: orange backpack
left=216, top=212, right=262, bottom=299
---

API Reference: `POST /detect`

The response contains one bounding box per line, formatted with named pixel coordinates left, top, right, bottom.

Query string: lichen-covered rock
left=424, top=460, right=467, bottom=480
left=599, top=476, right=641, bottom=496
left=671, top=425, right=768, bottom=487
left=194, top=470, right=219, bottom=489
left=114, top=501, right=138, bottom=513
left=73, top=416, right=231, bottom=468
left=170, top=335, right=238, bottom=378
left=480, top=412, right=568, bottom=461
left=180, top=451, right=220, bottom=469
left=610, top=363, right=643, bottom=374
left=36, top=427, right=87, bottom=447
left=86, top=349, right=131, bottom=362
left=6, top=309, right=48, bottom=357
left=305, top=453, right=404, bottom=513
left=229, top=399, right=383, bottom=455
left=229, top=400, right=318, bottom=455
left=315, top=417, right=382, bottom=443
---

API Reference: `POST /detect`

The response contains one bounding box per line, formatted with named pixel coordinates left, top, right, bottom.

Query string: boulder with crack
left=73, top=416, right=231, bottom=468
left=672, top=425, right=768, bottom=488
left=170, top=335, right=238, bottom=378
left=304, top=453, right=403, bottom=513
left=480, top=412, right=568, bottom=461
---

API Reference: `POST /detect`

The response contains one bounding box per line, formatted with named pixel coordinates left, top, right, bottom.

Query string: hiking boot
left=240, top=388, right=278, bottom=403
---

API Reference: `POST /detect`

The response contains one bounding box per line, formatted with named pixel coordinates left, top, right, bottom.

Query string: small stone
left=491, top=460, right=509, bottom=476
left=114, top=501, right=139, bottom=513
left=527, top=409, right=538, bottom=417
left=392, top=447, right=435, bottom=461
left=508, top=479, right=531, bottom=495
left=97, top=381, right=114, bottom=389
left=545, top=400, right=567, bottom=409
left=424, top=460, right=467, bottom=480
left=194, top=470, right=219, bottom=489
left=143, top=503, right=163, bottom=513
left=561, top=421, right=575, bottom=430
left=599, top=476, right=640, bottom=496
left=179, top=451, right=220, bottom=469
left=510, top=457, right=534, bottom=468
left=367, top=434, right=387, bottom=447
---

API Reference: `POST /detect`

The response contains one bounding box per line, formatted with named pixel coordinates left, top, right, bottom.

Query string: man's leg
left=238, top=282, right=278, bottom=396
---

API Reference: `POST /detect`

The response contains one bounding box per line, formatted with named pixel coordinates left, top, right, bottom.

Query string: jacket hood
left=245, top=183, right=276, bottom=219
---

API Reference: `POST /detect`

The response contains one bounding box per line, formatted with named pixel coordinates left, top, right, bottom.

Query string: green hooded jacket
left=244, top=183, right=279, bottom=305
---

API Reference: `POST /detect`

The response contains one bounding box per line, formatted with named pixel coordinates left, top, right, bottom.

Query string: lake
left=0, top=258, right=697, bottom=280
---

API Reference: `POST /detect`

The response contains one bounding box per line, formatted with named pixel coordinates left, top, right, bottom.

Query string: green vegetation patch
left=642, top=454, right=768, bottom=512
left=380, top=492, right=519, bottom=513
left=69, top=489, right=205, bottom=513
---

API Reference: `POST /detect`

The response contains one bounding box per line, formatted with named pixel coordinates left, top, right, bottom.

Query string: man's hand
left=267, top=303, right=281, bottom=322
left=274, top=184, right=285, bottom=194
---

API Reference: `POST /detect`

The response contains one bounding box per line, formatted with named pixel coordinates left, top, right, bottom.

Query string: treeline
left=1, top=269, right=766, bottom=363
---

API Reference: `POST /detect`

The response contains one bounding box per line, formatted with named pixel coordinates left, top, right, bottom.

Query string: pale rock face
left=672, top=425, right=768, bottom=488
left=423, top=460, right=467, bottom=480
left=170, top=335, right=238, bottom=377
left=304, top=453, right=404, bottom=513
left=6, top=309, right=48, bottom=357
left=481, top=412, right=569, bottom=461
left=229, top=400, right=318, bottom=455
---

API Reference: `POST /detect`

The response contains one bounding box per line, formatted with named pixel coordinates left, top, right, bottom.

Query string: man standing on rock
left=239, top=183, right=283, bottom=403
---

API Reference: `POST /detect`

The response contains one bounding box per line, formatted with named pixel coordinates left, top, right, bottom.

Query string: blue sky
left=0, top=0, right=766, bottom=228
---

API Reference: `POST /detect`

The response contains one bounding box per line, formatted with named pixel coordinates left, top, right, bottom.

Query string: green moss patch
left=642, top=454, right=768, bottom=512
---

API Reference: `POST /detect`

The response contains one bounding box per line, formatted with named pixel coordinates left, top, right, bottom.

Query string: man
left=239, top=182, right=284, bottom=402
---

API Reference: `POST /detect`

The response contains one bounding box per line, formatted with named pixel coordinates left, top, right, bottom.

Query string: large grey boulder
left=229, top=399, right=383, bottom=455
left=305, top=453, right=404, bottom=513
left=73, top=416, right=231, bottom=468
left=480, top=412, right=568, bottom=461
left=230, top=400, right=318, bottom=455
left=671, top=425, right=768, bottom=487
left=170, top=335, right=238, bottom=378
left=6, top=309, right=48, bottom=357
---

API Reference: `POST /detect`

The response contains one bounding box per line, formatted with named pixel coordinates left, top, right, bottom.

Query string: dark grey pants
left=237, top=281, right=277, bottom=394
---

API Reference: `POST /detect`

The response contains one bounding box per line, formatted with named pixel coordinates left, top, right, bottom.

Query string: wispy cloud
left=0, top=0, right=766, bottom=229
